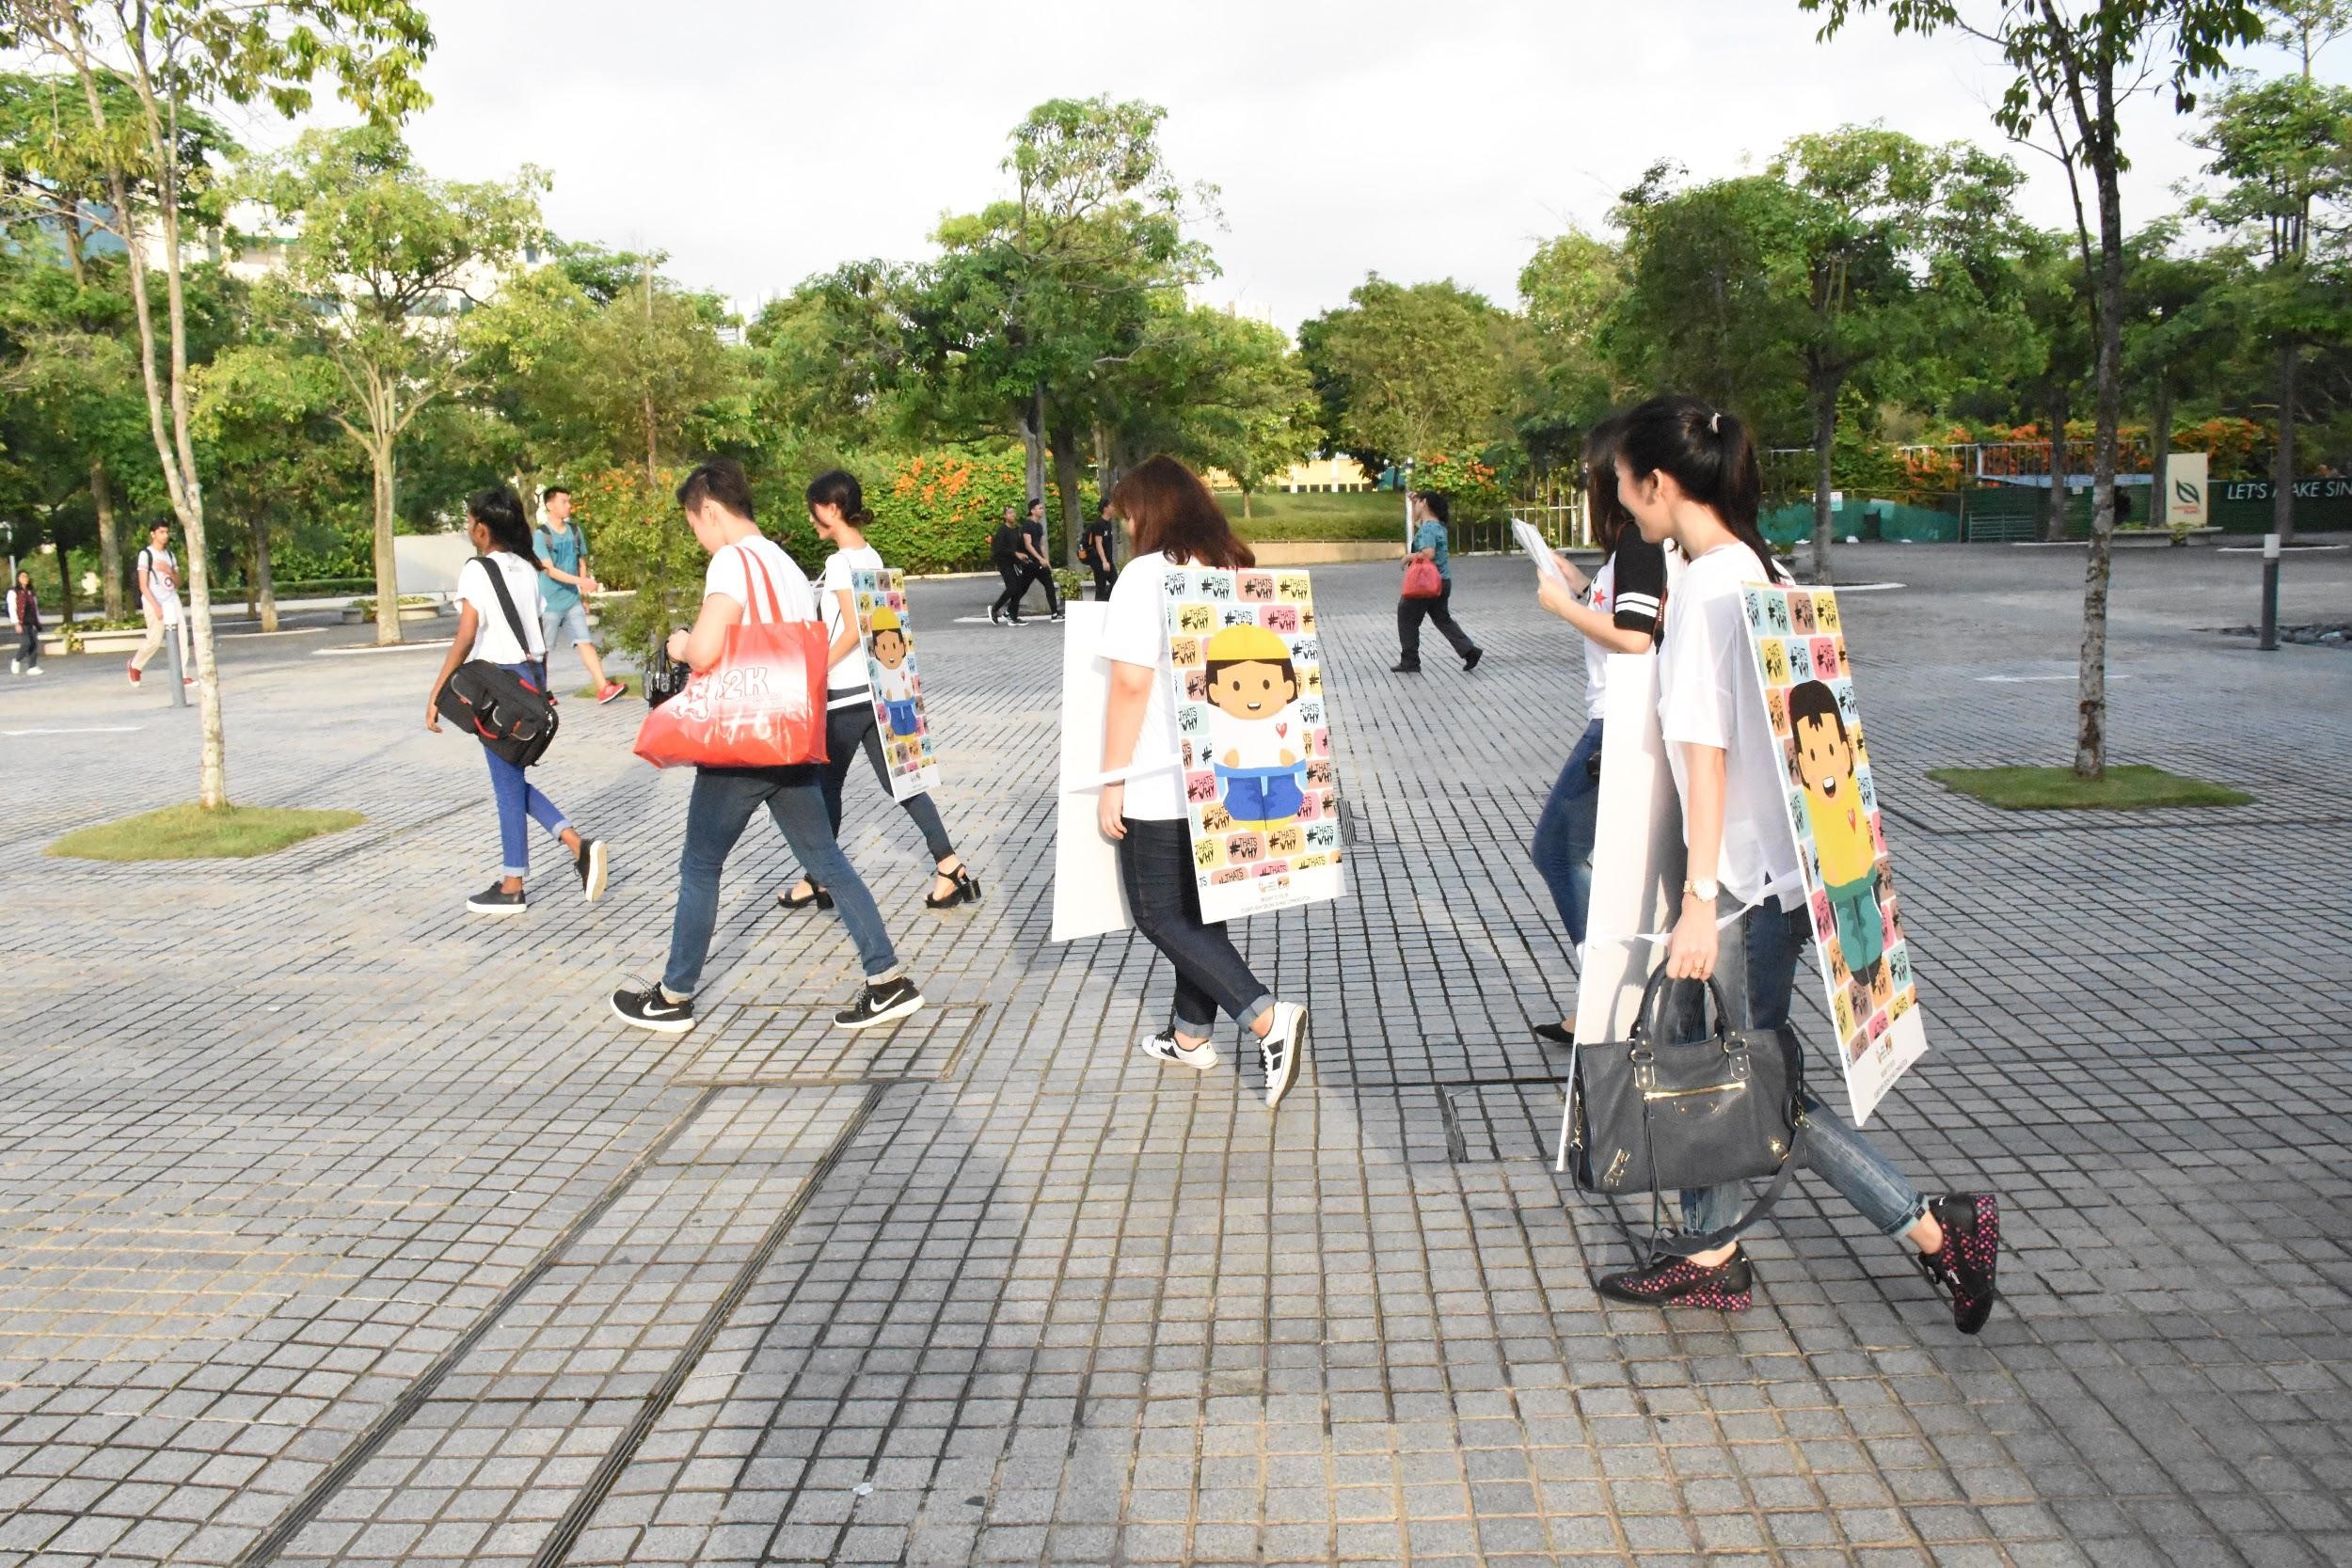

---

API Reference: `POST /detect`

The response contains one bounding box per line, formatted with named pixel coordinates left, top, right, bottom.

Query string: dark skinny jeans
left=799, top=703, right=955, bottom=883
left=1117, top=816, right=1273, bottom=1037
left=1396, top=579, right=1478, bottom=667
left=990, top=561, right=1027, bottom=621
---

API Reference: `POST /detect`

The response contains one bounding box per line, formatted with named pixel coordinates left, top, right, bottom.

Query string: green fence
left=1765, top=484, right=2352, bottom=544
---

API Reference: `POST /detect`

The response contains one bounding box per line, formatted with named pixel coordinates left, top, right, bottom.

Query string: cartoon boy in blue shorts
left=1203, top=624, right=1306, bottom=832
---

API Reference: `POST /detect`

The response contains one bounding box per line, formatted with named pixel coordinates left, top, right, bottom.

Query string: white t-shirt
left=1658, top=541, right=1803, bottom=911
left=1097, top=550, right=1186, bottom=821
left=819, top=545, right=883, bottom=708
left=1210, top=705, right=1299, bottom=770
left=137, top=546, right=181, bottom=623
left=704, top=535, right=818, bottom=626
left=1581, top=538, right=1681, bottom=712
left=458, top=552, right=547, bottom=665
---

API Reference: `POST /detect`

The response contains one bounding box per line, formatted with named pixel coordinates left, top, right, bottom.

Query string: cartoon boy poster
left=1739, top=583, right=1927, bottom=1127
left=850, top=569, right=941, bottom=801
left=1163, top=565, right=1344, bottom=925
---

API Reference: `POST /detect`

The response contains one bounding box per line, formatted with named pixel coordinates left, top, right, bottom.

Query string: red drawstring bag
left=1401, top=558, right=1444, bottom=599
left=633, top=544, right=829, bottom=769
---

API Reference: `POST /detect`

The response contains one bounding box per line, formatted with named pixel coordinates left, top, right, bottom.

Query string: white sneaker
left=8, top=657, right=16, bottom=674
left=1139, top=1028, right=1217, bottom=1070
left=1260, top=1003, right=1308, bottom=1108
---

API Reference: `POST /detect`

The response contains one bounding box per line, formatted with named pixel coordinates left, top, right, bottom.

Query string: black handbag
left=436, top=556, right=559, bottom=768
left=644, top=645, right=689, bottom=709
left=1567, top=958, right=1806, bottom=1257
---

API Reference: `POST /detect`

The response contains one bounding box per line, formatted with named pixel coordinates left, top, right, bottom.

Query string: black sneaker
left=989, top=606, right=1004, bottom=626
left=611, top=981, right=695, bottom=1034
left=1918, top=1193, right=2000, bottom=1334
left=835, top=975, right=924, bottom=1031
left=1390, top=661, right=1421, bottom=673
left=1463, top=647, right=1484, bottom=672
left=1533, top=1022, right=1575, bottom=1047
left=1596, top=1248, right=1755, bottom=1310
left=467, top=882, right=526, bottom=916
left=575, top=838, right=609, bottom=902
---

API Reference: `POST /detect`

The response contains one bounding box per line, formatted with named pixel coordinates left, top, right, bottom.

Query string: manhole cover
left=677, top=1002, right=985, bottom=1085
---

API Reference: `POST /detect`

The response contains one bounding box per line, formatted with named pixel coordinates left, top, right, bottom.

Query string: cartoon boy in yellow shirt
left=1788, top=679, right=1884, bottom=978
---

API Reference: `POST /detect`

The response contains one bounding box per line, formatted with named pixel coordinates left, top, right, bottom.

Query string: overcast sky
left=295, top=0, right=2340, bottom=330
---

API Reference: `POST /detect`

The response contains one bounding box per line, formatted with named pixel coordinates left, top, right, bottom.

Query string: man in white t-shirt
left=128, top=522, right=191, bottom=687
left=612, top=458, right=925, bottom=1038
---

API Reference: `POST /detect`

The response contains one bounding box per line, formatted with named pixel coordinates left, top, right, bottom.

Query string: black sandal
left=778, top=881, right=834, bottom=911
left=925, top=865, right=981, bottom=909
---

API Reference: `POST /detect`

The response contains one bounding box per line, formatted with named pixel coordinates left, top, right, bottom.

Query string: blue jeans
left=1530, top=719, right=1603, bottom=946
left=664, top=766, right=901, bottom=995
left=808, top=704, right=955, bottom=870
left=484, top=662, right=569, bottom=879
left=1116, top=816, right=1273, bottom=1036
left=1678, top=893, right=1928, bottom=1241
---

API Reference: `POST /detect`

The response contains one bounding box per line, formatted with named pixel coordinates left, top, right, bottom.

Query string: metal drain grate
left=675, top=1002, right=986, bottom=1085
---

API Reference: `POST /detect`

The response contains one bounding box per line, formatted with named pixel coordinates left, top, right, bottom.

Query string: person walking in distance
left=612, top=458, right=925, bottom=1036
left=1525, top=416, right=1676, bottom=1047
left=1019, top=497, right=1064, bottom=622
left=424, top=485, right=610, bottom=916
left=1083, top=500, right=1119, bottom=601
left=988, top=505, right=1029, bottom=626
left=1594, top=395, right=1999, bottom=1334
left=1096, top=454, right=1310, bottom=1108
left=8, top=570, right=42, bottom=675
left=777, top=467, right=980, bottom=914
left=1392, top=491, right=1482, bottom=673
left=533, top=486, right=628, bottom=705
left=128, top=522, right=190, bottom=687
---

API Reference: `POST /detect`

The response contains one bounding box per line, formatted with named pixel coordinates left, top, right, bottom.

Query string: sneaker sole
left=1266, top=1012, right=1307, bottom=1108
left=1141, top=1039, right=1218, bottom=1070
left=580, top=842, right=610, bottom=902
left=838, top=991, right=923, bottom=1031
left=596, top=689, right=626, bottom=705
left=467, top=902, right=529, bottom=916
left=610, top=995, right=695, bottom=1033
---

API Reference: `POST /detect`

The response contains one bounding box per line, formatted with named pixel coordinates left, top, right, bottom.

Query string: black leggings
left=1089, top=564, right=1116, bottom=601
left=798, top=704, right=955, bottom=887
left=991, top=561, right=1026, bottom=621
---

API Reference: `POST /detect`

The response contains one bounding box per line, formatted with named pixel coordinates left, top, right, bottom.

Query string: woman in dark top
left=8, top=570, right=41, bottom=675
left=1525, top=416, right=1673, bottom=1045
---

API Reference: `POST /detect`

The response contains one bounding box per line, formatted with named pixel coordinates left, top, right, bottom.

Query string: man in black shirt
left=1083, top=503, right=1118, bottom=600
left=1018, top=498, right=1063, bottom=621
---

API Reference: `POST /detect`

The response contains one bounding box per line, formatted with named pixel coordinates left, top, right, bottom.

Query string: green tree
left=1805, top=0, right=2266, bottom=777
left=2189, top=64, right=2352, bottom=540
left=1298, top=277, right=1514, bottom=472
left=0, top=0, right=433, bottom=807
left=193, top=339, right=358, bottom=631
left=252, top=125, right=544, bottom=645
left=1102, top=303, right=1320, bottom=515
left=1517, top=228, right=1628, bottom=471
left=2122, top=220, right=2240, bottom=529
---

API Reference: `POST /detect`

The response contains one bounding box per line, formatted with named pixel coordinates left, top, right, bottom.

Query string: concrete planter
left=341, top=601, right=451, bottom=625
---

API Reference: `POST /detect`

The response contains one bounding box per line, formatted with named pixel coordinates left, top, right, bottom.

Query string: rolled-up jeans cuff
left=866, top=962, right=905, bottom=986
left=502, top=864, right=528, bottom=879
left=1234, top=994, right=1273, bottom=1033
left=1883, top=1195, right=1931, bottom=1239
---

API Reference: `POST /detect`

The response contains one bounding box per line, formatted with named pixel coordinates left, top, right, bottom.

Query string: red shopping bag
left=633, top=546, right=829, bottom=769
left=1401, top=558, right=1444, bottom=599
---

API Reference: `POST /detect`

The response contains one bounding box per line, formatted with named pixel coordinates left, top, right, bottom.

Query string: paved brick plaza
left=1, top=541, right=2347, bottom=1568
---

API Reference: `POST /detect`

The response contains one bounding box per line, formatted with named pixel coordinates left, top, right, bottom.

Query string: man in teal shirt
left=536, top=487, right=627, bottom=704
left=1394, top=490, right=1483, bottom=673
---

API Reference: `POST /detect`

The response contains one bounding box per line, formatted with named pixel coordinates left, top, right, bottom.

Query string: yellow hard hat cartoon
left=1202, top=624, right=1287, bottom=664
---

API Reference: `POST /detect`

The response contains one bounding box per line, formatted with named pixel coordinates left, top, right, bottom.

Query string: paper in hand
left=1511, top=518, right=1568, bottom=584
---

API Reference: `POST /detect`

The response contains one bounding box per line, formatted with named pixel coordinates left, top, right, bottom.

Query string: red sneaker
left=126, top=660, right=142, bottom=686
left=596, top=680, right=627, bottom=705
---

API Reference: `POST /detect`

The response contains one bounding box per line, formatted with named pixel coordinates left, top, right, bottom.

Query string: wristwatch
left=1684, top=877, right=1720, bottom=901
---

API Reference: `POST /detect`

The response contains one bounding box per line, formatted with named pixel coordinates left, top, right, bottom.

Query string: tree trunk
left=91, top=459, right=122, bottom=618
left=2151, top=375, right=2173, bottom=536
left=252, top=517, right=278, bottom=634
left=1024, top=386, right=1046, bottom=505
left=373, top=440, right=401, bottom=645
left=1047, top=422, right=1086, bottom=571
left=643, top=389, right=660, bottom=492
left=2074, top=74, right=2126, bottom=784
left=1241, top=487, right=1253, bottom=520
left=54, top=516, right=74, bottom=626
left=2043, top=388, right=2071, bottom=543
left=2274, top=343, right=2297, bottom=546
left=62, top=214, right=86, bottom=286
left=1810, top=374, right=1839, bottom=587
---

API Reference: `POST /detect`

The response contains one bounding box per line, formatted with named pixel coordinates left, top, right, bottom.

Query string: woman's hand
left=1097, top=781, right=1127, bottom=840
left=664, top=628, right=691, bottom=662
left=424, top=692, right=443, bottom=733
left=1666, top=895, right=1719, bottom=980
left=1535, top=574, right=1580, bottom=622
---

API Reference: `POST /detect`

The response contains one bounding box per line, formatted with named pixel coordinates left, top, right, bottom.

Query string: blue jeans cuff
left=1235, top=995, right=1273, bottom=1033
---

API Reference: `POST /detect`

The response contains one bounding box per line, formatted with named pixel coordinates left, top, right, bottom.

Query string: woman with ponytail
left=1597, top=395, right=2000, bottom=1335
left=778, top=469, right=980, bottom=913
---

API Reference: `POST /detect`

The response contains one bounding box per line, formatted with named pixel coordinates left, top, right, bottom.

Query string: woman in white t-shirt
left=1594, top=396, right=2000, bottom=1336
left=425, top=485, right=609, bottom=916
left=1097, top=456, right=1311, bottom=1109
left=1525, top=415, right=1677, bottom=1046
left=775, top=470, right=978, bottom=913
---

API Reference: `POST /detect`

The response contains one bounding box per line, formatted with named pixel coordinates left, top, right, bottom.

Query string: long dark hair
left=1616, top=395, right=1776, bottom=570
left=1582, top=414, right=1634, bottom=554
left=804, top=467, right=874, bottom=527
left=467, top=485, right=542, bottom=568
left=1112, top=455, right=1254, bottom=570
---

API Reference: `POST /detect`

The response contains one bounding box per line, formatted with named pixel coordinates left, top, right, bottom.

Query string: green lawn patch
left=1218, top=489, right=1407, bottom=543
left=49, top=804, right=365, bottom=861
left=1927, top=765, right=2251, bottom=812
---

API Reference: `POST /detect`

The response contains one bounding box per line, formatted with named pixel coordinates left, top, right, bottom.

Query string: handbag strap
left=730, top=542, right=787, bottom=624
left=475, top=554, right=543, bottom=669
